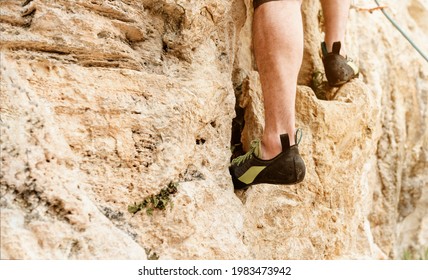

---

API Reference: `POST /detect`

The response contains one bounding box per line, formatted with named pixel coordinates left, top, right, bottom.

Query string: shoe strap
left=280, top=134, right=290, bottom=151
left=280, top=128, right=303, bottom=151
left=332, top=41, right=341, bottom=54
left=321, top=41, right=342, bottom=56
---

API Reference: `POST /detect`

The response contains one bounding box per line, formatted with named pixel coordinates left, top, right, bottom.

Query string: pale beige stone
left=1, top=0, right=427, bottom=260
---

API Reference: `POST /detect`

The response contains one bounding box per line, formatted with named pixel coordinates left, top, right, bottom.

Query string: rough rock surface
left=1, top=0, right=427, bottom=259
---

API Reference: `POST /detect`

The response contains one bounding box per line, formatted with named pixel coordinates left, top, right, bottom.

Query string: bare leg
left=253, top=0, right=303, bottom=160
left=320, top=0, right=351, bottom=55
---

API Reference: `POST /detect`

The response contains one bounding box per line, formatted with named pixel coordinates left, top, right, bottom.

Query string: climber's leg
left=320, top=0, right=350, bottom=55
left=320, top=0, right=359, bottom=86
left=252, top=0, right=303, bottom=159
left=228, top=0, right=306, bottom=189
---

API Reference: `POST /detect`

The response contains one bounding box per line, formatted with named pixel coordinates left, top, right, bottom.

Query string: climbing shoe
left=322, top=41, right=359, bottom=87
left=229, top=130, right=306, bottom=190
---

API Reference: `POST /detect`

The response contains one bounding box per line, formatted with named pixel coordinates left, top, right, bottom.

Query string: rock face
left=1, top=0, right=427, bottom=259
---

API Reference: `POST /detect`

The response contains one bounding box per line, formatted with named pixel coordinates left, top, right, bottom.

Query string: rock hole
left=196, top=138, right=206, bottom=145
left=162, top=41, right=169, bottom=53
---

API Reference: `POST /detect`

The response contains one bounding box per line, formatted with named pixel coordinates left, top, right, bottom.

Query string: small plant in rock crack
left=311, top=70, right=329, bottom=100
left=128, top=182, right=178, bottom=215
left=145, top=248, right=160, bottom=260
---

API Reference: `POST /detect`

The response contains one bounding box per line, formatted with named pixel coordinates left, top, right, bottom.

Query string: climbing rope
left=373, top=0, right=428, bottom=63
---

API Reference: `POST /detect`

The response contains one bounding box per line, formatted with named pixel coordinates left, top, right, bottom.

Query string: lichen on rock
left=1, top=0, right=427, bottom=260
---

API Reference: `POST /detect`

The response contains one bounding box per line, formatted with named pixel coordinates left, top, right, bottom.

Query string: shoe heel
left=294, top=155, right=306, bottom=183
left=323, top=54, right=358, bottom=87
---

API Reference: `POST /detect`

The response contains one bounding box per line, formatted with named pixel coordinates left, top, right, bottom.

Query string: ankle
left=260, top=134, right=293, bottom=160
left=260, top=140, right=281, bottom=160
left=261, top=130, right=298, bottom=159
left=324, top=40, right=347, bottom=57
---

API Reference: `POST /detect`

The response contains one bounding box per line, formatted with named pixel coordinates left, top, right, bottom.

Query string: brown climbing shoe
left=322, top=41, right=359, bottom=87
left=229, top=129, right=306, bottom=190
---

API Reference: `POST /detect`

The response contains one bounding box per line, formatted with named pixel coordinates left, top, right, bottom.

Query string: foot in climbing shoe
left=229, top=129, right=306, bottom=190
left=322, top=41, right=359, bottom=87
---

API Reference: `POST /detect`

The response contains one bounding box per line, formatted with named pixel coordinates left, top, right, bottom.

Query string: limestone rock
left=0, top=53, right=147, bottom=259
left=1, top=0, right=427, bottom=259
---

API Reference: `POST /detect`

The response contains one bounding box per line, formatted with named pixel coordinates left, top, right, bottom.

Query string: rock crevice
left=1, top=0, right=427, bottom=259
